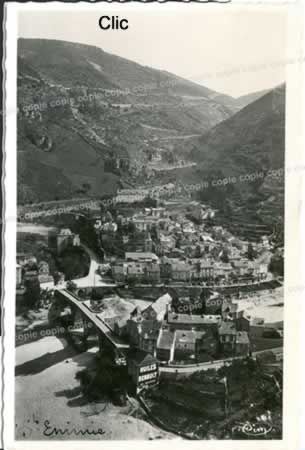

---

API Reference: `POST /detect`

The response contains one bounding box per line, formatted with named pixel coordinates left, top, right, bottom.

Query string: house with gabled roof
left=141, top=293, right=172, bottom=321
left=218, top=321, right=237, bottom=355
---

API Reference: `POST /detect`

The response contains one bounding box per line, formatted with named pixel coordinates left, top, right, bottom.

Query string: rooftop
left=133, top=216, right=159, bottom=223
left=130, top=305, right=147, bottom=317
left=233, top=260, right=249, bottom=268
left=236, top=331, right=250, bottom=344
left=157, top=329, right=176, bottom=350
left=59, top=228, right=72, bottom=236
left=149, top=293, right=172, bottom=316
left=117, top=188, right=149, bottom=195
left=127, top=348, right=158, bottom=366
left=167, top=312, right=221, bottom=325
left=222, top=301, right=238, bottom=313
left=175, top=329, right=206, bottom=344
left=200, top=260, right=214, bottom=269
left=218, top=321, right=237, bottom=335
left=250, top=317, right=265, bottom=326
left=171, top=262, right=191, bottom=271
left=125, top=252, right=159, bottom=262
left=115, top=318, right=127, bottom=329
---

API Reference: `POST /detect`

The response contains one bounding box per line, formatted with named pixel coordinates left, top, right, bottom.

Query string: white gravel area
left=15, top=336, right=175, bottom=440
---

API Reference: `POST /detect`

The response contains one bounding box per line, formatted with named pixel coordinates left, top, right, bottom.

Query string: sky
left=18, top=6, right=288, bottom=97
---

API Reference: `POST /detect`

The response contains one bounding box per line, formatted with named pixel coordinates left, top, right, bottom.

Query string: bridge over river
left=53, top=289, right=282, bottom=373
left=54, top=289, right=129, bottom=362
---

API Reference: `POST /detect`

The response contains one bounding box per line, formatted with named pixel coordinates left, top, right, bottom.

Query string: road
left=158, top=134, right=201, bottom=140
left=160, top=347, right=283, bottom=374
left=17, top=222, right=58, bottom=236
left=159, top=357, right=243, bottom=374
left=18, top=222, right=112, bottom=288
left=39, top=243, right=115, bottom=290
left=152, top=162, right=197, bottom=172
left=73, top=244, right=115, bottom=288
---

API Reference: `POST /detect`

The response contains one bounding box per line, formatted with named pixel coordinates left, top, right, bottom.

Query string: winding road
left=18, top=223, right=115, bottom=289
left=73, top=244, right=115, bottom=288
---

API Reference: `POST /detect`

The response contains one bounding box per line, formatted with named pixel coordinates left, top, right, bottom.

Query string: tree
left=102, top=233, right=125, bottom=258
left=195, top=245, right=202, bottom=258
left=40, top=288, right=54, bottom=308
left=221, top=248, right=229, bottom=263
left=164, top=150, right=174, bottom=164
left=127, top=221, right=136, bottom=235
left=82, top=182, right=91, bottom=192
left=269, top=254, right=284, bottom=276
left=116, top=214, right=123, bottom=227
left=247, top=243, right=256, bottom=260
left=150, top=225, right=159, bottom=242
left=66, top=280, right=77, bottom=292
left=142, top=196, right=157, bottom=208
left=53, top=271, right=61, bottom=285
left=200, top=289, right=209, bottom=313
left=58, top=247, right=90, bottom=280
left=105, top=210, right=113, bottom=222
left=24, top=277, right=41, bottom=308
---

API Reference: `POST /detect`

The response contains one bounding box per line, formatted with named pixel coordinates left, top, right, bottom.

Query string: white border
left=3, top=2, right=305, bottom=449
left=3, top=1, right=17, bottom=448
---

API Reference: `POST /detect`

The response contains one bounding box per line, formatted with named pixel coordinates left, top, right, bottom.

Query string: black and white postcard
left=2, top=2, right=305, bottom=449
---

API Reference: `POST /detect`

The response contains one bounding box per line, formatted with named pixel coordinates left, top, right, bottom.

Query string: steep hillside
left=17, top=38, right=238, bottom=204
left=18, top=39, right=233, bottom=100
left=234, top=88, right=271, bottom=111
left=188, top=85, right=285, bottom=235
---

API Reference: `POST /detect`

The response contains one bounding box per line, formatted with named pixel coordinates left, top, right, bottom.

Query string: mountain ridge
left=17, top=37, right=284, bottom=231
left=188, top=84, right=285, bottom=234
left=17, top=38, right=239, bottom=204
left=18, top=38, right=235, bottom=103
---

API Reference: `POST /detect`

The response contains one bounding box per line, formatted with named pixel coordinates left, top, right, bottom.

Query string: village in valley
left=14, top=11, right=286, bottom=440
left=16, top=183, right=284, bottom=440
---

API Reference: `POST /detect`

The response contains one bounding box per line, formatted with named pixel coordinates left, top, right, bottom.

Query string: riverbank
left=15, top=336, right=176, bottom=440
